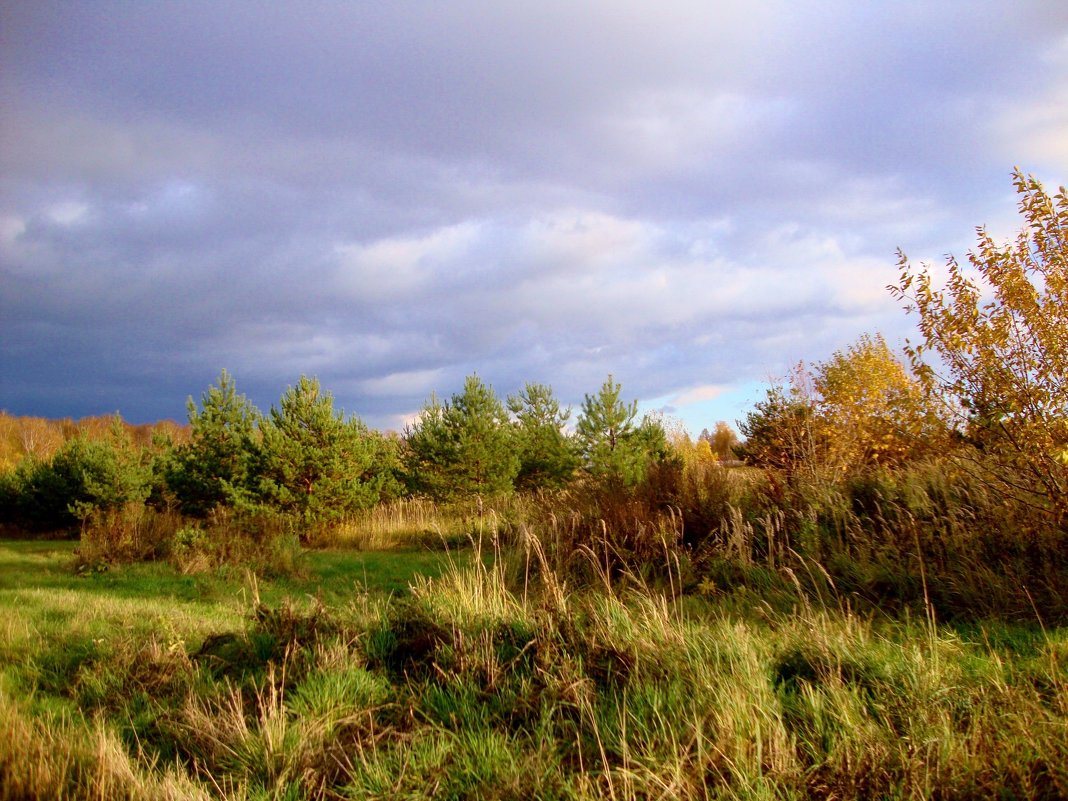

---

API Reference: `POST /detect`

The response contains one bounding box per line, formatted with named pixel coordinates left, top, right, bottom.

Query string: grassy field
left=1, top=537, right=1066, bottom=800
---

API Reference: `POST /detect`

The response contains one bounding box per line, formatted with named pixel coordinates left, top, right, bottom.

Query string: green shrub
left=0, top=421, right=150, bottom=533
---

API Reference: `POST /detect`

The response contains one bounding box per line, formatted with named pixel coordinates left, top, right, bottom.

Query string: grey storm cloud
left=2, top=1, right=1067, bottom=431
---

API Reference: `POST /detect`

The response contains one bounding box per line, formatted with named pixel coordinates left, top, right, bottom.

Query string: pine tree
left=165, top=369, right=260, bottom=517
left=508, top=382, right=578, bottom=490
left=576, top=376, right=662, bottom=486
left=405, top=375, right=519, bottom=500
left=8, top=418, right=149, bottom=531
left=255, top=376, right=381, bottom=524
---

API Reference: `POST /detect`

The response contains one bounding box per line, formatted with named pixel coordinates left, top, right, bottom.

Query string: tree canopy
left=255, top=376, right=383, bottom=524
left=508, top=382, right=578, bottom=490
left=576, top=376, right=666, bottom=487
left=405, top=375, right=520, bottom=500
left=891, top=169, right=1068, bottom=524
left=165, top=369, right=260, bottom=517
left=814, top=333, right=942, bottom=471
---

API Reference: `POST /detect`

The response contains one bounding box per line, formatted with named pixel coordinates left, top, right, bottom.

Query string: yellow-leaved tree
left=890, top=169, right=1068, bottom=525
left=738, top=343, right=939, bottom=477
left=814, top=333, right=942, bottom=473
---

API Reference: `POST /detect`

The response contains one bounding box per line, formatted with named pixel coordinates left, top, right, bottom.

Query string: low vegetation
left=0, top=170, right=1066, bottom=797
left=2, top=533, right=1066, bottom=800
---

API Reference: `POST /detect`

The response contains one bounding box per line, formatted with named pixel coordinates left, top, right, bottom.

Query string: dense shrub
left=0, top=421, right=150, bottom=533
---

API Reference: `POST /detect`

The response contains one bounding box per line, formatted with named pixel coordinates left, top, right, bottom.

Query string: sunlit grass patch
left=1, top=536, right=1067, bottom=799
left=330, top=497, right=479, bottom=550
left=302, top=546, right=463, bottom=601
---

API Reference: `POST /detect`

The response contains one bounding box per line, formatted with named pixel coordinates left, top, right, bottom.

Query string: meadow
left=2, top=498, right=1066, bottom=801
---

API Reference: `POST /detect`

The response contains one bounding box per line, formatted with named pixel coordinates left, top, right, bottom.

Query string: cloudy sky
left=2, top=2, right=1066, bottom=433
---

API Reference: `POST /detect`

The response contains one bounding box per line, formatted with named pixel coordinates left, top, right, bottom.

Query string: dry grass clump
left=0, top=681, right=211, bottom=801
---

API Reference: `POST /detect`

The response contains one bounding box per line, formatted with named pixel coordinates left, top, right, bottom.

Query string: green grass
left=1, top=538, right=1066, bottom=800
left=300, top=546, right=462, bottom=600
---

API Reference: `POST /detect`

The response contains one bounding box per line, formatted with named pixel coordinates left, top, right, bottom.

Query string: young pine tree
left=576, top=375, right=664, bottom=487
left=508, top=382, right=579, bottom=490
left=8, top=418, right=150, bottom=531
left=165, top=369, right=260, bottom=517
left=405, top=375, right=519, bottom=500
left=255, top=376, right=382, bottom=525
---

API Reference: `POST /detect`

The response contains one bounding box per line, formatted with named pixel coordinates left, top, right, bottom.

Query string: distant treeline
left=0, top=413, right=189, bottom=472
left=0, top=371, right=709, bottom=536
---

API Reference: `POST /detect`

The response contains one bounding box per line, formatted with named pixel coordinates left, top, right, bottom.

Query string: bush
left=76, top=504, right=182, bottom=566
left=164, top=510, right=306, bottom=578
left=0, top=421, right=150, bottom=533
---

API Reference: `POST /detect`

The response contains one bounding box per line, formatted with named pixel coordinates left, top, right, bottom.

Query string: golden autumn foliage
left=0, top=412, right=188, bottom=473
left=814, top=333, right=943, bottom=472
left=891, top=169, right=1068, bottom=524
left=668, top=421, right=741, bottom=468
left=703, top=421, right=741, bottom=461
left=0, top=414, right=68, bottom=471
left=738, top=343, right=941, bottom=478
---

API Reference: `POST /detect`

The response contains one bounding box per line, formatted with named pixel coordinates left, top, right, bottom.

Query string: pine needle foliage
left=405, top=375, right=520, bottom=501
left=165, top=369, right=260, bottom=517
left=254, top=376, right=382, bottom=526
left=577, top=375, right=666, bottom=488
left=508, top=382, right=579, bottom=491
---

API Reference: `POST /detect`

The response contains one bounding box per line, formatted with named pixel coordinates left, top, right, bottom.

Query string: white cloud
left=357, top=368, right=446, bottom=398
left=594, top=89, right=795, bottom=174
left=46, top=201, right=89, bottom=226
left=0, top=216, right=26, bottom=246
left=333, top=222, right=482, bottom=300
left=671, top=384, right=727, bottom=406
left=989, top=33, right=1068, bottom=172
left=996, top=98, right=1068, bottom=175
left=521, top=211, right=649, bottom=269
left=386, top=409, right=425, bottom=433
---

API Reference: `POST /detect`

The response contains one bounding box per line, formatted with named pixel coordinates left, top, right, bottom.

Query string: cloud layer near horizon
left=3, top=2, right=1067, bottom=430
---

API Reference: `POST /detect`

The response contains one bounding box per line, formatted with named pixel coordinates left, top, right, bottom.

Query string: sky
left=2, top=2, right=1067, bottom=434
